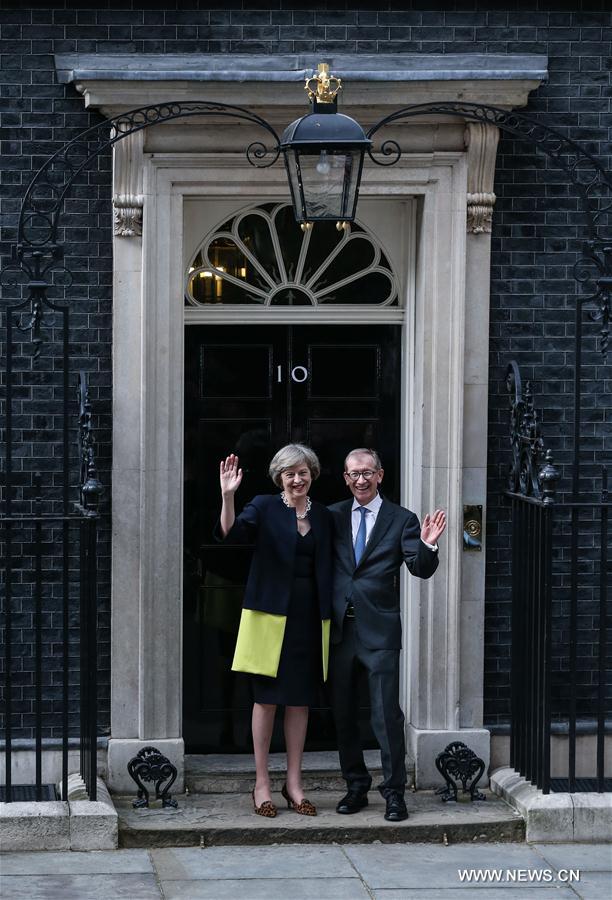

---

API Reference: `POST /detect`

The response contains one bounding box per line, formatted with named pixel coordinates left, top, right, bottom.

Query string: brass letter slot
left=463, top=505, right=483, bottom=551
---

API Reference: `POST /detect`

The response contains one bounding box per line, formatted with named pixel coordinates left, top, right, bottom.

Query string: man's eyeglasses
left=345, top=470, right=378, bottom=481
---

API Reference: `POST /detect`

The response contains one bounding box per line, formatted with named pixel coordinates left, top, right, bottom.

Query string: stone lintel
left=54, top=52, right=547, bottom=117
left=70, top=80, right=546, bottom=119
left=55, top=52, right=549, bottom=84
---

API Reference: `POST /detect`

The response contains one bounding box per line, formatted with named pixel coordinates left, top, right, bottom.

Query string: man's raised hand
left=421, top=509, right=447, bottom=546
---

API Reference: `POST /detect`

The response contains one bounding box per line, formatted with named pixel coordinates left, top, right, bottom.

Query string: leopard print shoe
left=252, top=788, right=277, bottom=818
left=281, top=783, right=317, bottom=816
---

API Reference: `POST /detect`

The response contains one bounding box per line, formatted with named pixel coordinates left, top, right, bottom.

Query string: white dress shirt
left=351, top=493, right=438, bottom=551
left=351, top=493, right=383, bottom=545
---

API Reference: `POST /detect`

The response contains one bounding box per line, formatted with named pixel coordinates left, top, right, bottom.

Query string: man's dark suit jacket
left=328, top=497, right=439, bottom=650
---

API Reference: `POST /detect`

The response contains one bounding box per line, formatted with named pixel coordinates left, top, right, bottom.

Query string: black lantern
left=281, top=63, right=372, bottom=228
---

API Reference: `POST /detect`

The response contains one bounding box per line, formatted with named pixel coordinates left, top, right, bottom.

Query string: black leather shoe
left=384, top=792, right=408, bottom=822
left=336, top=790, right=369, bottom=814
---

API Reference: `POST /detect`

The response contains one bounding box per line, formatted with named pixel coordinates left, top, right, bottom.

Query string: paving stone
left=160, top=877, right=370, bottom=899
left=1, top=842, right=609, bottom=900
left=0, top=874, right=161, bottom=900
left=389, top=889, right=575, bottom=900
left=568, top=871, right=612, bottom=899
left=150, top=844, right=354, bottom=879
left=343, top=842, right=547, bottom=889
left=533, top=843, right=612, bottom=873
left=0, top=849, right=153, bottom=875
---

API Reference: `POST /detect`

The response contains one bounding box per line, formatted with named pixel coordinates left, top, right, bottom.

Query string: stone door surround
left=55, top=53, right=547, bottom=791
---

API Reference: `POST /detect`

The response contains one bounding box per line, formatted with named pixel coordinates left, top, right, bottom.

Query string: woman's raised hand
left=220, top=454, right=243, bottom=496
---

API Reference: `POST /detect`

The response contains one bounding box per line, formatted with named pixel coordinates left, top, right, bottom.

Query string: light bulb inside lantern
left=315, top=150, right=331, bottom=176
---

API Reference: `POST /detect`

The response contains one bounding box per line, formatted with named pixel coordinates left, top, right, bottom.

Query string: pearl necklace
left=281, top=491, right=312, bottom=520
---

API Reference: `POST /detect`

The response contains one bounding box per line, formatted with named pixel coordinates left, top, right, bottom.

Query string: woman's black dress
left=251, top=529, right=321, bottom=706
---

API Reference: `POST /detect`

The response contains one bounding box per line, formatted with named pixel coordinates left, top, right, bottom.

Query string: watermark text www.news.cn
left=458, top=868, right=580, bottom=884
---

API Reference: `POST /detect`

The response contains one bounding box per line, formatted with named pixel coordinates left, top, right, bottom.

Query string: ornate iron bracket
left=367, top=102, right=611, bottom=360
left=0, top=101, right=281, bottom=335
left=2, top=99, right=609, bottom=357
left=506, top=361, right=560, bottom=503
left=435, top=741, right=486, bottom=802
left=17, top=101, right=280, bottom=254
left=127, top=746, right=178, bottom=809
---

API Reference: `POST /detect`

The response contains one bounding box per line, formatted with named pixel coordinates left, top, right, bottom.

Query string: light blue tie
left=354, top=506, right=368, bottom=565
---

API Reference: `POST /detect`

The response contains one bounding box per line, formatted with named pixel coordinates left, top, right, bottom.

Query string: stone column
left=106, top=151, right=185, bottom=792
left=461, top=123, right=500, bottom=734
left=405, top=140, right=498, bottom=788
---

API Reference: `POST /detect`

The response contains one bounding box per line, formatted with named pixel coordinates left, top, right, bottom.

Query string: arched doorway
left=182, top=201, right=409, bottom=752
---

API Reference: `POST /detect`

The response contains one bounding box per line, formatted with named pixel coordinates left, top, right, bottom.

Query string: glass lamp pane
left=343, top=153, right=362, bottom=220
left=284, top=152, right=305, bottom=220
left=299, top=150, right=359, bottom=221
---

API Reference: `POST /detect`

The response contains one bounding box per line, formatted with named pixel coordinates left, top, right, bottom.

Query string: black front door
left=183, top=324, right=401, bottom=753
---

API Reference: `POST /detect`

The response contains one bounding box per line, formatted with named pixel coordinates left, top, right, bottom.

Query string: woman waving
left=218, top=444, right=332, bottom=818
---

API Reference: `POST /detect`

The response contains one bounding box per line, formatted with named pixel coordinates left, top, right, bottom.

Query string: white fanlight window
left=185, top=202, right=399, bottom=307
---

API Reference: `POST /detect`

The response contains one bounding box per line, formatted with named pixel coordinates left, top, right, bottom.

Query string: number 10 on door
left=277, top=366, right=308, bottom=383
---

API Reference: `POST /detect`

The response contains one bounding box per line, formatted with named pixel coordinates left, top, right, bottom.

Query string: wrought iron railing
left=505, top=363, right=610, bottom=794
left=1, top=370, right=102, bottom=802
left=78, top=510, right=99, bottom=802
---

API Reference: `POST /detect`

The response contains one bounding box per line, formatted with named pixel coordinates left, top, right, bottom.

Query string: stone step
left=185, top=750, right=397, bottom=794
left=115, top=788, right=525, bottom=848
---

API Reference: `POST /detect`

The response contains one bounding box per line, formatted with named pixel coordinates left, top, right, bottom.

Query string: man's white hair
left=344, top=448, right=382, bottom=471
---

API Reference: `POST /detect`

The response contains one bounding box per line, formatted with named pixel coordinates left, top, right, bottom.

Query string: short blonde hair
left=269, top=443, right=321, bottom=487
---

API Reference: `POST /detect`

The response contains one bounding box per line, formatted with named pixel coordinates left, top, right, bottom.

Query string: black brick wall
left=1, top=1, right=610, bottom=739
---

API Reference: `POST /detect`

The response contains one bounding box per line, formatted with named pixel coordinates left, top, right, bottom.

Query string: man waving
left=328, top=448, right=446, bottom=822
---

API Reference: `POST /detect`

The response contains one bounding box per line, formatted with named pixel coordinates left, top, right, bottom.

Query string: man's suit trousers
left=329, top=617, right=406, bottom=796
